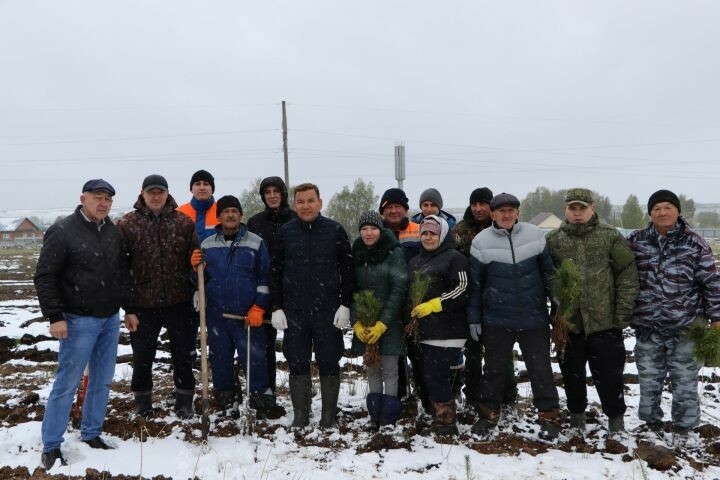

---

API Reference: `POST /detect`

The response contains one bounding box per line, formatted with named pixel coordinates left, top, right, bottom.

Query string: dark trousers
left=283, top=309, right=343, bottom=376
left=263, top=323, right=278, bottom=391
left=464, top=336, right=517, bottom=405
left=130, top=302, right=195, bottom=392
left=399, top=339, right=427, bottom=404
left=560, top=329, right=627, bottom=418
left=481, top=325, right=558, bottom=411
left=421, top=344, right=462, bottom=403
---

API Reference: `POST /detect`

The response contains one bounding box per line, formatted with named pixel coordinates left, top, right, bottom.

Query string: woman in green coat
left=351, top=210, right=408, bottom=428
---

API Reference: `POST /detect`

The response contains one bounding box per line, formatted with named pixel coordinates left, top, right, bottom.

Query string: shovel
left=198, top=263, right=210, bottom=440
left=240, top=321, right=256, bottom=435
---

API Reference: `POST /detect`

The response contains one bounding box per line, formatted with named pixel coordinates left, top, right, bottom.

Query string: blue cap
left=82, top=179, right=116, bottom=196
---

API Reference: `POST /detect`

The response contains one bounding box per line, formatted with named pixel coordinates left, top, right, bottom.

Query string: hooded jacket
left=627, top=217, right=720, bottom=333
left=117, top=194, right=199, bottom=308
left=546, top=214, right=639, bottom=336
left=350, top=228, right=408, bottom=355
left=246, top=176, right=297, bottom=254
left=467, top=221, right=554, bottom=330
left=407, top=216, right=469, bottom=341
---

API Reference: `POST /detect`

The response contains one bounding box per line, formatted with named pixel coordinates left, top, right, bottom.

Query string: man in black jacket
left=247, top=176, right=296, bottom=394
left=34, top=179, right=133, bottom=469
left=270, top=183, right=354, bottom=428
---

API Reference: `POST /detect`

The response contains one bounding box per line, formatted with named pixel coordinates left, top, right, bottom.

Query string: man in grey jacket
left=467, top=193, right=560, bottom=440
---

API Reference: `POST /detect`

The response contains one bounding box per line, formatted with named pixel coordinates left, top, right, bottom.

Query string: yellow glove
left=411, top=297, right=442, bottom=318
left=366, top=321, right=388, bottom=344
left=353, top=321, right=370, bottom=343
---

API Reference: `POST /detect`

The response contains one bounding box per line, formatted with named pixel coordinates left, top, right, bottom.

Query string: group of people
left=33, top=173, right=720, bottom=469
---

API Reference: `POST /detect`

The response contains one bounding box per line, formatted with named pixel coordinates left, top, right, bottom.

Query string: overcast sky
left=2, top=0, right=720, bottom=214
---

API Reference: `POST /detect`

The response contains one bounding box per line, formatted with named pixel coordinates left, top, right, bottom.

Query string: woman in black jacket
left=407, top=215, right=468, bottom=435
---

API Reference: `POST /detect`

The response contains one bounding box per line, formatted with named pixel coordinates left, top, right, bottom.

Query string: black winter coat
left=34, top=206, right=133, bottom=322
left=270, top=214, right=354, bottom=312
left=407, top=235, right=469, bottom=341
left=247, top=206, right=297, bottom=254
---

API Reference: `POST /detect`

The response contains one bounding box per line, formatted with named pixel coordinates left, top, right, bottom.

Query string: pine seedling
left=353, top=290, right=383, bottom=368
left=405, top=271, right=432, bottom=344
left=686, top=320, right=720, bottom=367
left=551, top=259, right=582, bottom=357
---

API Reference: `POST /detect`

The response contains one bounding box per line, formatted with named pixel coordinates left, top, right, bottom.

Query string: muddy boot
left=539, top=409, right=562, bottom=441
left=366, top=393, right=382, bottom=430
left=471, top=404, right=500, bottom=438
left=249, top=390, right=279, bottom=419
left=380, top=394, right=402, bottom=426
left=608, top=415, right=626, bottom=439
left=289, top=375, right=311, bottom=428
left=569, top=412, right=586, bottom=430
left=174, top=390, right=194, bottom=419
left=431, top=401, right=458, bottom=436
left=214, top=389, right=239, bottom=418
left=319, top=375, right=340, bottom=428
left=134, top=391, right=153, bottom=417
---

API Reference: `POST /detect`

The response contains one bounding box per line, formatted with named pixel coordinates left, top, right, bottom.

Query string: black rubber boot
left=319, top=375, right=340, bottom=428
left=174, top=390, right=194, bottom=419
left=134, top=391, right=153, bottom=417
left=289, top=375, right=311, bottom=428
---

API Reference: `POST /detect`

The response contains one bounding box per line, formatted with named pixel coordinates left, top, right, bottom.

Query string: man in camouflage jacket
left=117, top=174, right=199, bottom=419
left=627, top=189, right=720, bottom=441
left=546, top=188, right=639, bottom=435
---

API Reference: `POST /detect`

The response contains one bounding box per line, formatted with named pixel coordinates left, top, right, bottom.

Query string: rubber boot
left=289, top=375, right=311, bottom=428
left=380, top=394, right=402, bottom=426
left=214, top=389, right=239, bottom=418
left=570, top=412, right=587, bottom=430
left=471, top=404, right=500, bottom=437
left=431, top=400, right=458, bottom=436
left=538, top=409, right=562, bottom=441
left=608, top=415, right=625, bottom=432
left=366, top=393, right=382, bottom=430
left=134, top=391, right=153, bottom=417
left=319, top=375, right=340, bottom=428
left=174, top=390, right=194, bottom=419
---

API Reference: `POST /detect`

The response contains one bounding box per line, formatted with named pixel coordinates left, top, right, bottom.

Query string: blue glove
left=469, top=323, right=482, bottom=342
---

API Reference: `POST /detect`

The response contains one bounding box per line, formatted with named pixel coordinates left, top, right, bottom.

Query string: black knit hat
left=469, top=187, right=493, bottom=205
left=490, top=192, right=520, bottom=211
left=190, top=170, right=215, bottom=193
left=357, top=210, right=384, bottom=231
left=216, top=195, right=242, bottom=215
left=379, top=188, right=409, bottom=213
left=647, top=189, right=681, bottom=214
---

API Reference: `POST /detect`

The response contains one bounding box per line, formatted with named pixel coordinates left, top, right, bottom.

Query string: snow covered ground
left=1, top=299, right=720, bottom=479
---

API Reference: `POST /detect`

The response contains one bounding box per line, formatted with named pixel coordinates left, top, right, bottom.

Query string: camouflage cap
left=565, top=188, right=593, bottom=206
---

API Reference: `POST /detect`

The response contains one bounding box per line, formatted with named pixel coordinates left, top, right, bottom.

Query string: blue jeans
left=42, top=313, right=120, bottom=452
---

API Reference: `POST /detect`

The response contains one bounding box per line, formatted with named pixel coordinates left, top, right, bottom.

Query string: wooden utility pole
left=282, top=101, right=289, bottom=187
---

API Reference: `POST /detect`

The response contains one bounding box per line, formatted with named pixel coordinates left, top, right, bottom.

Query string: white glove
left=192, top=291, right=200, bottom=312
left=333, top=305, right=350, bottom=329
left=271, top=309, right=288, bottom=330
left=469, top=323, right=482, bottom=342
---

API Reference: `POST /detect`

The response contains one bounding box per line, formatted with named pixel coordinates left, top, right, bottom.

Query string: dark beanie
left=469, top=187, right=493, bottom=205
left=647, top=189, right=681, bottom=214
left=379, top=188, right=409, bottom=213
left=190, top=170, right=215, bottom=193
left=419, top=188, right=443, bottom=209
left=358, top=210, right=384, bottom=231
left=490, top=192, right=521, bottom=211
left=216, top=195, right=242, bottom=215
